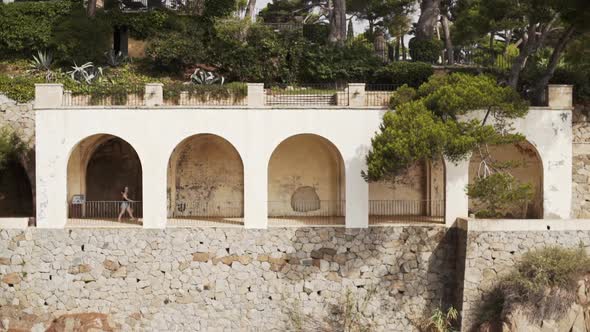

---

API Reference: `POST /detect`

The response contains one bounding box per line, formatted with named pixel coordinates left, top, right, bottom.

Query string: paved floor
left=62, top=215, right=443, bottom=228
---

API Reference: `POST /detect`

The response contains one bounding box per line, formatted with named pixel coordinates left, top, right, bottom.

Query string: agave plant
left=104, top=50, right=128, bottom=67
left=190, top=68, right=224, bottom=85
left=29, top=50, right=54, bottom=82
left=67, top=62, right=103, bottom=84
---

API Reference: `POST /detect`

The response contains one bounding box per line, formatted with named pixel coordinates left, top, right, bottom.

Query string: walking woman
left=118, top=186, right=135, bottom=222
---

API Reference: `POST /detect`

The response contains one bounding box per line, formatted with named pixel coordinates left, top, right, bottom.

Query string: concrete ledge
left=463, top=218, right=590, bottom=232
left=0, top=218, right=30, bottom=229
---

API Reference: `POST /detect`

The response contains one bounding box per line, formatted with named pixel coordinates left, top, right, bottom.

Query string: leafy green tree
left=364, top=73, right=528, bottom=182
left=346, top=0, right=412, bottom=36
left=453, top=0, right=590, bottom=103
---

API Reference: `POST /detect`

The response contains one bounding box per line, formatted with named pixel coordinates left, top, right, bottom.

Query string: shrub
left=298, top=37, right=381, bottom=83
left=373, top=62, right=434, bottom=88
left=467, top=172, right=533, bottom=218
left=389, top=84, right=417, bottom=108
left=303, top=24, right=329, bottom=44
left=163, top=82, right=247, bottom=104
left=409, top=38, right=443, bottom=64
left=500, top=246, right=590, bottom=322
left=422, top=306, right=459, bottom=332
left=0, top=73, right=43, bottom=103
left=51, top=8, right=112, bottom=64
left=0, top=0, right=74, bottom=58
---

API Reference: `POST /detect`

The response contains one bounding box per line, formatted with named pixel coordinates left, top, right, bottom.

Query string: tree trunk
left=441, top=14, right=453, bottom=64
left=87, top=0, right=97, bottom=17
left=328, top=0, right=347, bottom=45
left=401, top=37, right=407, bottom=60
left=245, top=0, right=256, bottom=20
left=416, top=0, right=440, bottom=40
left=532, top=26, right=576, bottom=105
left=395, top=36, right=401, bottom=61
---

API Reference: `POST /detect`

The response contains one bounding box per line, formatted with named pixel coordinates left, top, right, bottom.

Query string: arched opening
left=0, top=160, right=33, bottom=217
left=368, top=158, right=446, bottom=224
left=267, top=134, right=345, bottom=226
left=67, top=134, right=142, bottom=225
left=468, top=141, right=543, bottom=219
left=167, top=134, right=244, bottom=226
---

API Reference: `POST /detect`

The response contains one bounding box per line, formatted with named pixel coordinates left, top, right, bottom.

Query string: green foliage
left=388, top=84, right=416, bottom=108
left=0, top=0, right=74, bottom=58
left=51, top=8, right=112, bottom=64
left=298, top=37, right=382, bottom=83
left=466, top=172, right=533, bottom=218
left=0, top=73, right=43, bottom=103
left=0, top=127, right=26, bottom=170
left=409, top=38, right=443, bottom=63
left=302, top=24, right=330, bottom=44
left=163, top=82, right=247, bottom=104
left=365, top=73, right=529, bottom=182
left=499, top=246, right=590, bottom=322
left=422, top=306, right=459, bottom=332
left=107, top=9, right=171, bottom=40
left=373, top=61, right=434, bottom=87
left=146, top=32, right=207, bottom=72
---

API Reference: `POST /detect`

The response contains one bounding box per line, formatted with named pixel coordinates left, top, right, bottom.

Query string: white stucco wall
left=35, top=107, right=572, bottom=228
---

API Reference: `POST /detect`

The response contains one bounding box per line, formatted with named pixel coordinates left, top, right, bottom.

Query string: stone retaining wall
left=459, top=220, right=590, bottom=331
left=0, top=226, right=457, bottom=331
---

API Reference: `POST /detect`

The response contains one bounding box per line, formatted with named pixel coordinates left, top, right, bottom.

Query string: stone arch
left=0, top=160, right=33, bottom=217
left=67, top=134, right=143, bottom=220
left=368, top=158, right=446, bottom=222
left=468, top=140, right=543, bottom=218
left=167, top=134, right=244, bottom=219
left=267, top=133, right=345, bottom=218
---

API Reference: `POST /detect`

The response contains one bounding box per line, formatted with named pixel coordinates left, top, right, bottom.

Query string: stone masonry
left=459, top=223, right=590, bottom=331
left=0, top=226, right=457, bottom=331
left=573, top=107, right=590, bottom=217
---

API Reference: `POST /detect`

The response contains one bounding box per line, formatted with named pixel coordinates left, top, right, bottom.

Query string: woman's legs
left=118, top=205, right=126, bottom=222
left=127, top=206, right=135, bottom=220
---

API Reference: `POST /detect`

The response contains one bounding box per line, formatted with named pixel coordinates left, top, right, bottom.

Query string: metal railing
left=163, top=84, right=248, bottom=106
left=265, top=83, right=349, bottom=106
left=268, top=200, right=345, bottom=217
left=365, top=84, right=399, bottom=107
left=369, top=200, right=444, bottom=223
left=171, top=201, right=244, bottom=218
left=63, top=85, right=145, bottom=107
left=68, top=201, right=143, bottom=219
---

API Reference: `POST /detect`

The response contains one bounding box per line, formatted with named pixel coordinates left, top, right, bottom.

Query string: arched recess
left=67, top=134, right=143, bottom=221
left=468, top=140, right=543, bottom=218
left=167, top=134, right=244, bottom=221
left=0, top=160, right=33, bottom=217
left=267, top=134, right=345, bottom=222
left=368, top=158, right=446, bottom=223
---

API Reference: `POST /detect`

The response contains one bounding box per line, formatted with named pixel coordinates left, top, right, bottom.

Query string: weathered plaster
left=34, top=107, right=571, bottom=228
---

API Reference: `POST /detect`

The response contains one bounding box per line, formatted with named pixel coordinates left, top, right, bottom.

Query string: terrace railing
left=369, top=200, right=444, bottom=223
left=171, top=201, right=244, bottom=218
left=264, top=83, right=350, bottom=106
left=68, top=201, right=143, bottom=219
left=268, top=200, right=345, bottom=218
left=365, top=84, right=399, bottom=107
left=63, top=85, right=145, bottom=107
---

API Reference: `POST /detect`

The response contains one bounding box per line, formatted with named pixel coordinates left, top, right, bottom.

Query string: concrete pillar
left=243, top=112, right=268, bottom=228
left=144, top=83, right=163, bottom=107
left=345, top=160, right=369, bottom=228
left=348, top=83, right=366, bottom=107
left=444, top=158, right=470, bottom=226
left=247, top=83, right=265, bottom=108
left=141, top=157, right=167, bottom=228
left=548, top=84, right=573, bottom=109
left=34, top=84, right=63, bottom=109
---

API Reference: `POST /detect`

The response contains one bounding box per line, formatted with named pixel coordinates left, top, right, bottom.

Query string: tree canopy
left=364, top=73, right=528, bottom=182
